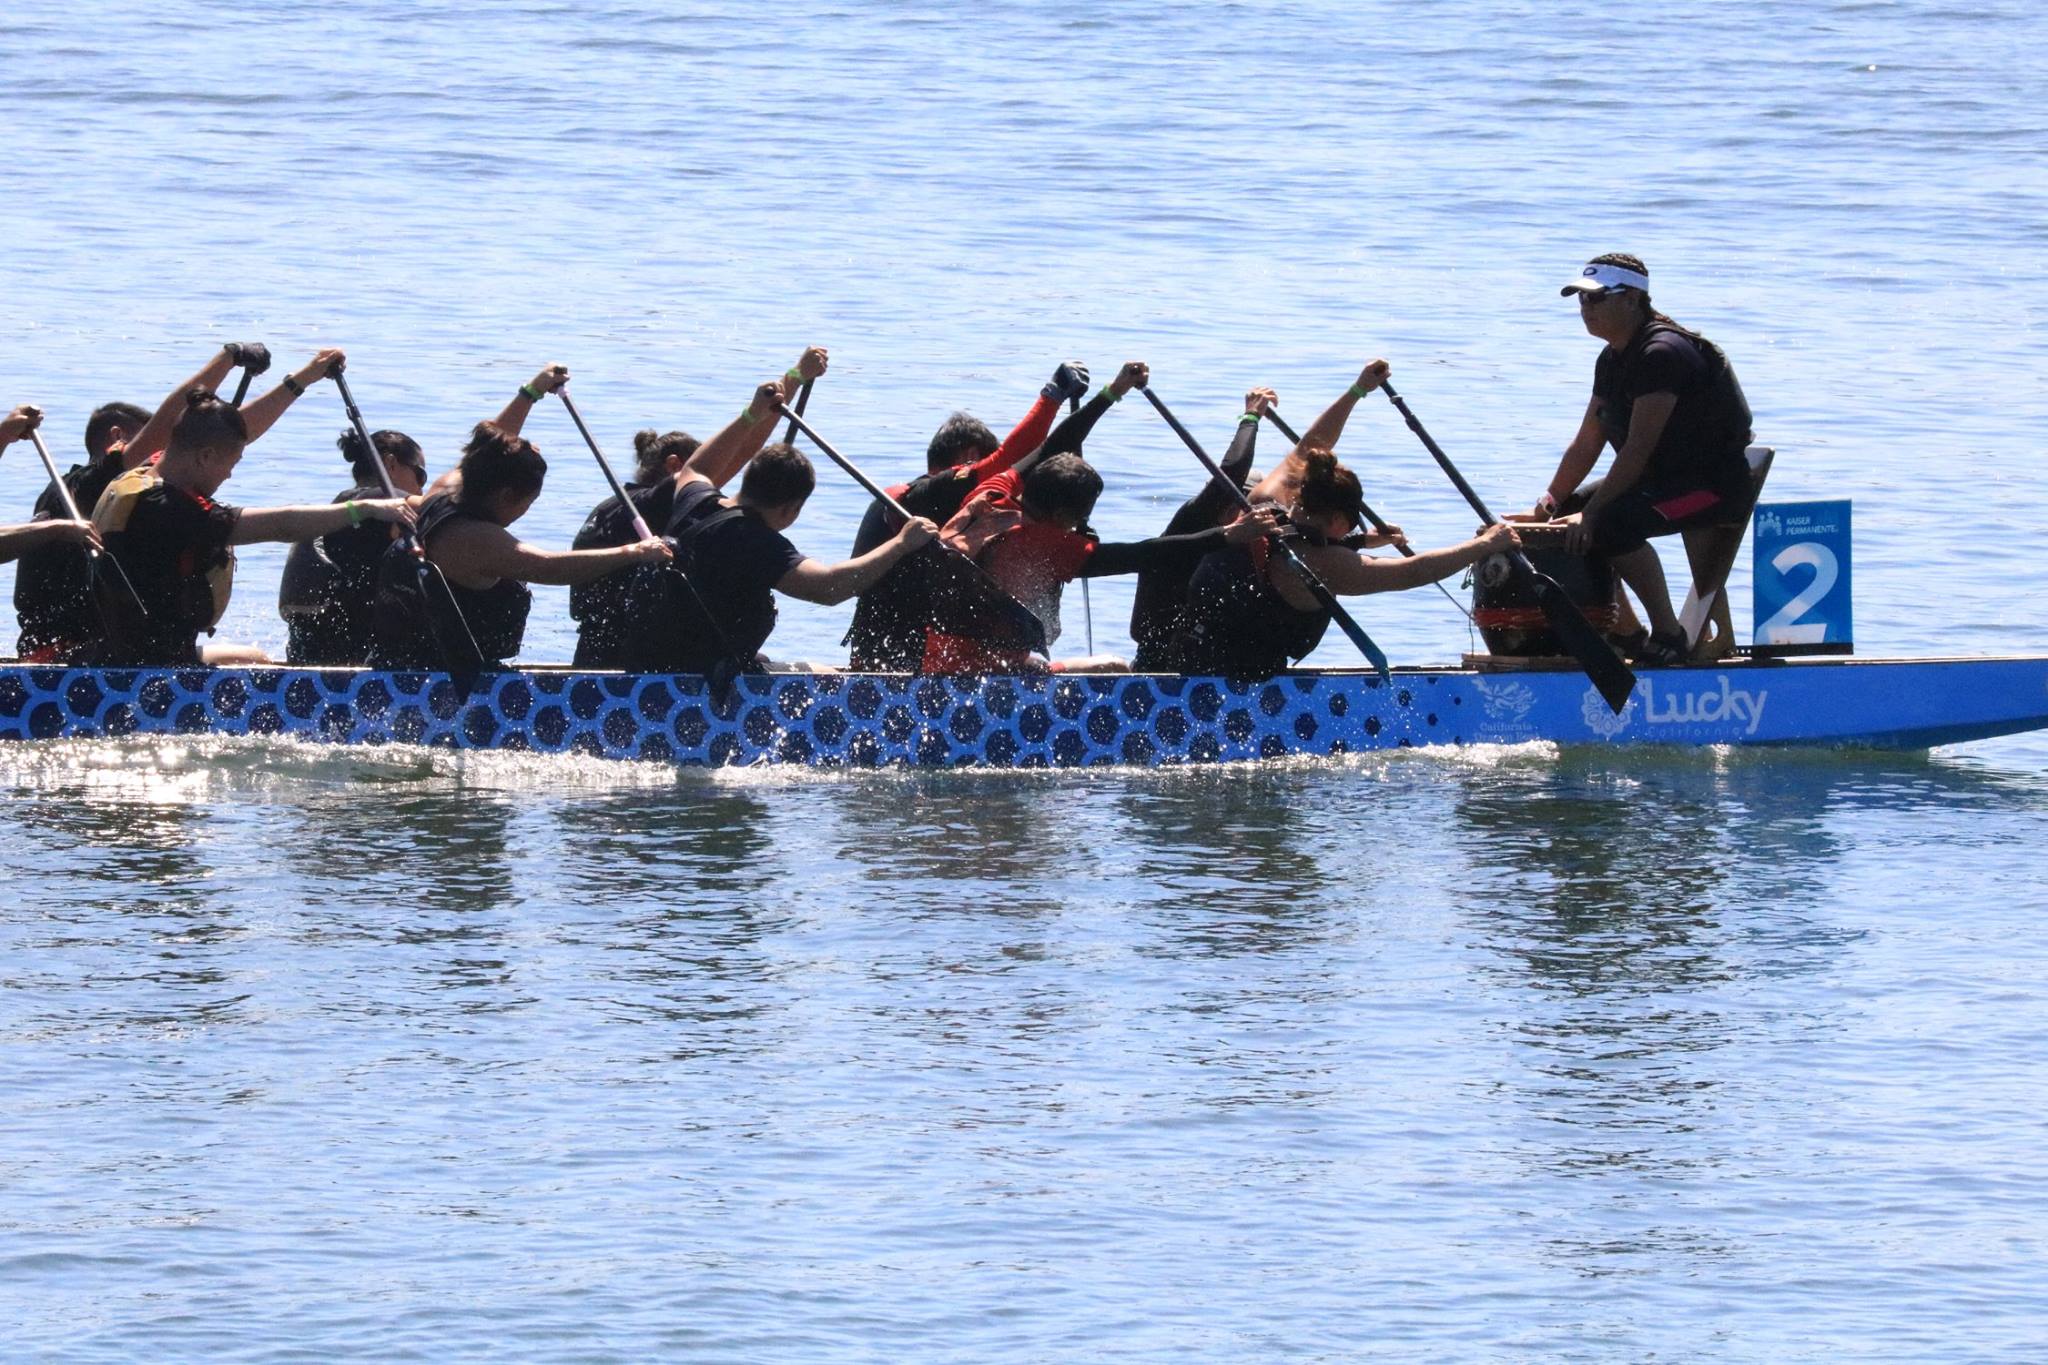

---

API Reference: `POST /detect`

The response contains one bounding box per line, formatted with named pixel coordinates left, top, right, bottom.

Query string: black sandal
left=1634, top=629, right=1689, bottom=666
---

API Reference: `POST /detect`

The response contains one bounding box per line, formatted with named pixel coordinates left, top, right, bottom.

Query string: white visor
left=1560, top=262, right=1650, bottom=296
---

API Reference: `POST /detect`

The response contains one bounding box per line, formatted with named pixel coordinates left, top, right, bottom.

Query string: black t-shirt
left=570, top=479, right=677, bottom=667
left=13, top=457, right=123, bottom=657
left=1593, top=321, right=1752, bottom=493
left=91, top=464, right=241, bottom=664
left=651, top=481, right=804, bottom=671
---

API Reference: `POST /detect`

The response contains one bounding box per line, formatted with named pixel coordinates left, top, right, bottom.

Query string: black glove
left=224, top=341, right=273, bottom=375
left=1043, top=361, right=1090, bottom=403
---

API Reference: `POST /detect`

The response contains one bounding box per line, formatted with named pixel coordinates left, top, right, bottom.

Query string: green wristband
left=1347, top=382, right=1373, bottom=400
left=1239, top=412, right=1261, bottom=425
left=345, top=501, right=363, bottom=527
left=783, top=367, right=803, bottom=386
left=741, top=405, right=761, bottom=423
left=519, top=383, right=543, bottom=402
left=1099, top=385, right=1123, bottom=404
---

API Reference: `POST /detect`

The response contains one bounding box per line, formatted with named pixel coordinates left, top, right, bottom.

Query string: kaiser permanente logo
left=1581, top=675, right=1769, bottom=739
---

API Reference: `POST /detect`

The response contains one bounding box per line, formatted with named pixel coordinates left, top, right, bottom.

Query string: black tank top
left=279, top=485, right=392, bottom=665
left=370, top=493, right=532, bottom=669
left=1173, top=537, right=1332, bottom=680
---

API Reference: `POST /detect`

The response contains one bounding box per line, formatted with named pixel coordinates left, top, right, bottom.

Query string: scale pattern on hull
left=0, top=666, right=1458, bottom=767
left=1, top=658, right=2042, bottom=763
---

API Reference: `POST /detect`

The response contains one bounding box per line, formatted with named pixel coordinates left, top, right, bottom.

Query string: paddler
left=1127, top=369, right=1410, bottom=671
left=571, top=345, right=826, bottom=668
left=367, top=391, right=674, bottom=672
left=13, top=342, right=275, bottom=660
left=1539, top=253, right=1755, bottom=664
left=1174, top=447, right=1518, bottom=680
left=88, top=354, right=423, bottom=666
left=618, top=377, right=939, bottom=676
left=844, top=360, right=1108, bottom=670
left=277, top=426, right=431, bottom=665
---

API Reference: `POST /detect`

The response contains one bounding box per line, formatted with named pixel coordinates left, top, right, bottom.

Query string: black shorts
left=1564, top=479, right=1744, bottom=556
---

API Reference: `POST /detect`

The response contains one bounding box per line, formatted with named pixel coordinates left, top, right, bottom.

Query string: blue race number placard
left=1753, top=500, right=1852, bottom=647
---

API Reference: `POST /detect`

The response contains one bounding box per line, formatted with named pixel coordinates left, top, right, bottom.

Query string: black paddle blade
left=416, top=560, right=488, bottom=682
left=1523, top=566, right=1637, bottom=712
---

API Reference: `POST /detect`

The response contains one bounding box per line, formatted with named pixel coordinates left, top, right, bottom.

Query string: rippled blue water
left=4, top=1, right=2048, bottom=1359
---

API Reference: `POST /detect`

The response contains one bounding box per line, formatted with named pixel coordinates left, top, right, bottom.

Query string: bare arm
left=1295, top=358, right=1390, bottom=453
left=0, top=518, right=99, bottom=564
left=240, top=348, right=345, bottom=443
left=1540, top=396, right=1610, bottom=513
left=489, top=363, right=570, bottom=437
left=1300, top=523, right=1519, bottom=596
left=125, top=346, right=240, bottom=465
left=775, top=518, right=936, bottom=605
left=230, top=496, right=414, bottom=546
left=431, top=517, right=669, bottom=587
left=1581, top=390, right=1674, bottom=515
left=681, top=378, right=789, bottom=491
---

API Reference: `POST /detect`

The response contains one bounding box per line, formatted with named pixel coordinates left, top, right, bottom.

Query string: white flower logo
left=1474, top=678, right=1537, bottom=722
left=1581, top=686, right=1637, bottom=739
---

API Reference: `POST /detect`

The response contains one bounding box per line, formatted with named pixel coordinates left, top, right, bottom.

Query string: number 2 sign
left=1753, top=500, right=1852, bottom=650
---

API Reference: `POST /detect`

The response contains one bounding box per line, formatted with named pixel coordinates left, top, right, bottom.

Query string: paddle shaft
left=330, top=370, right=415, bottom=532
left=1263, top=408, right=1472, bottom=621
left=781, top=378, right=813, bottom=445
left=230, top=367, right=256, bottom=408
left=1072, top=392, right=1094, bottom=654
left=1140, top=386, right=1389, bottom=679
left=775, top=403, right=915, bottom=522
left=774, top=400, right=1049, bottom=653
left=1378, top=381, right=1636, bottom=710
left=556, top=387, right=651, bottom=539
left=26, top=429, right=90, bottom=524
left=555, top=384, right=756, bottom=678
left=26, top=428, right=150, bottom=619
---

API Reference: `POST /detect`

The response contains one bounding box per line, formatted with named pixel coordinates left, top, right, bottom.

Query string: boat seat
left=1679, top=445, right=1775, bottom=660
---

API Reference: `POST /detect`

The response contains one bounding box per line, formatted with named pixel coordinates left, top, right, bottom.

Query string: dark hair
left=84, top=402, right=150, bottom=461
left=169, top=387, right=248, bottom=456
left=338, top=428, right=424, bottom=485
left=738, top=442, right=816, bottom=508
left=457, top=421, right=547, bottom=506
left=1020, top=453, right=1103, bottom=525
left=1589, top=251, right=1654, bottom=311
left=632, top=428, right=699, bottom=483
left=926, top=412, right=998, bottom=474
left=1296, top=447, right=1364, bottom=524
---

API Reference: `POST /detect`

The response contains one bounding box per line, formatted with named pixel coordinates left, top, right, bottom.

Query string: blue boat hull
left=0, top=658, right=2043, bottom=767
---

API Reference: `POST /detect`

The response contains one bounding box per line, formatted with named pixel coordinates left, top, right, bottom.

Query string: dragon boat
left=0, top=656, right=2043, bottom=768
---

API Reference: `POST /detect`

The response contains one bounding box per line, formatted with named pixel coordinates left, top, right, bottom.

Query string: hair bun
left=337, top=428, right=369, bottom=466
left=632, top=429, right=659, bottom=460
left=185, top=385, right=219, bottom=408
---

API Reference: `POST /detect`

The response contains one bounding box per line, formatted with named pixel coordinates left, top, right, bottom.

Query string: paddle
left=774, top=402, right=1049, bottom=657
left=1262, top=408, right=1472, bottom=622
left=1069, top=391, right=1095, bottom=654
left=1378, top=381, right=1635, bottom=712
left=781, top=377, right=814, bottom=445
left=25, top=425, right=150, bottom=625
left=552, top=384, right=751, bottom=689
left=1140, top=386, right=1391, bottom=682
left=329, top=362, right=488, bottom=679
